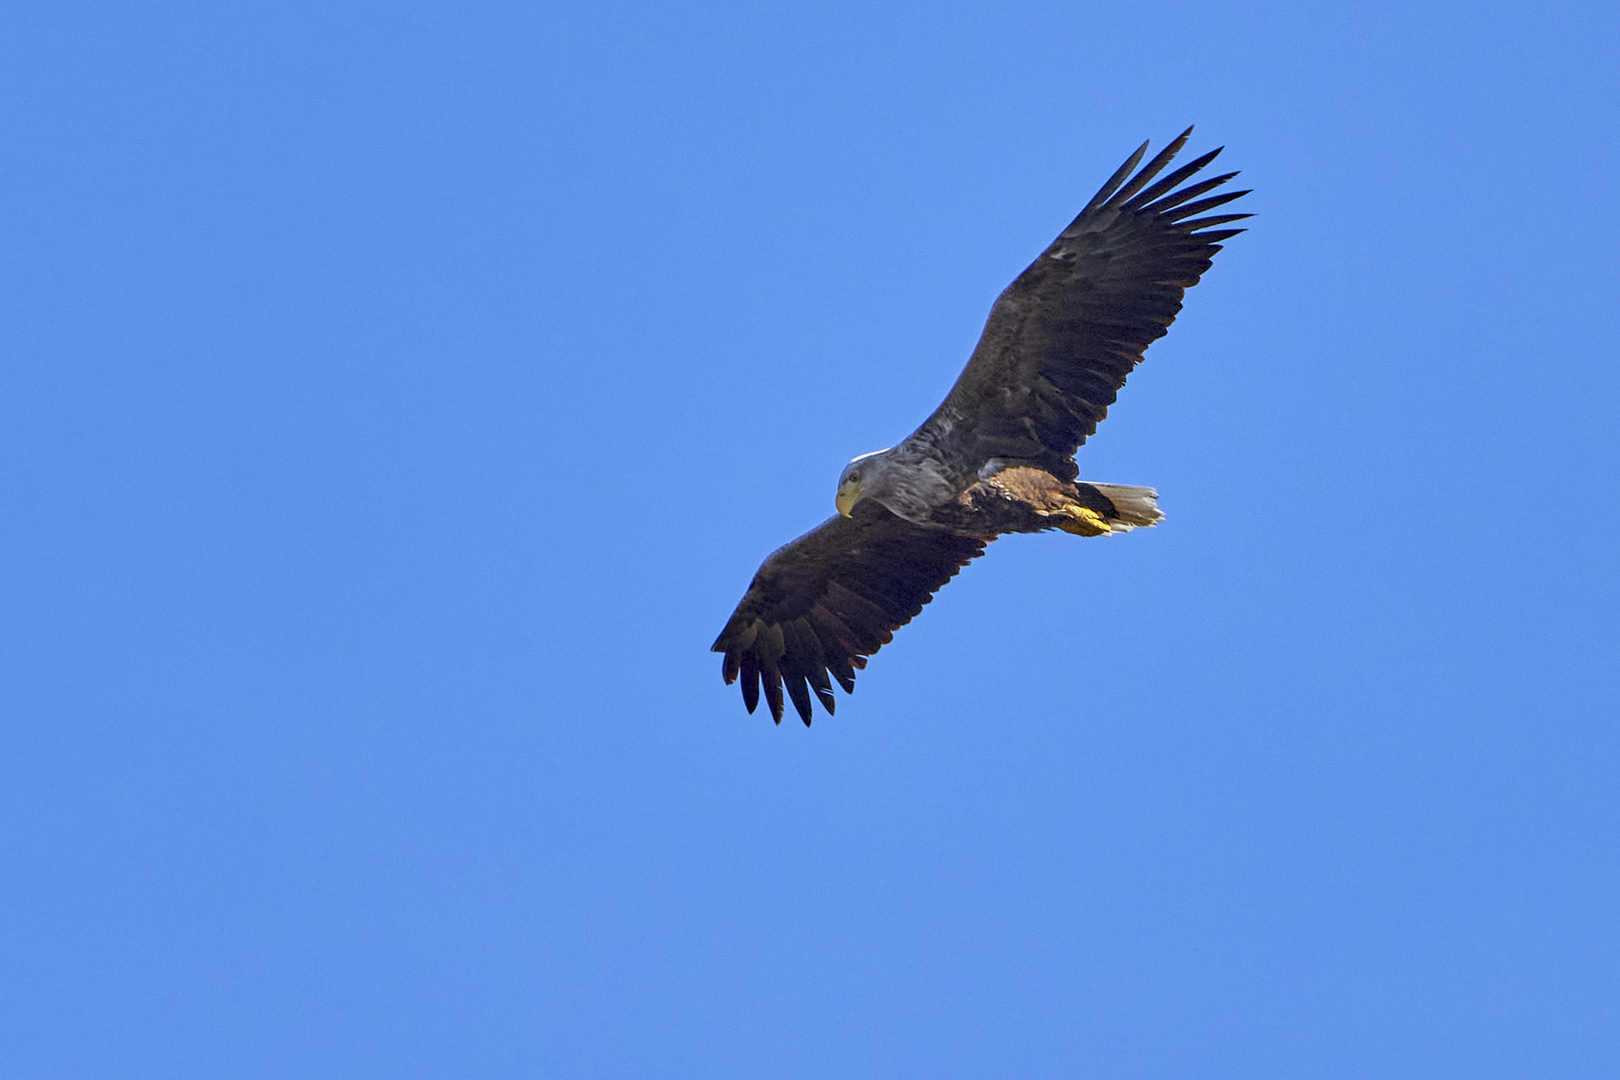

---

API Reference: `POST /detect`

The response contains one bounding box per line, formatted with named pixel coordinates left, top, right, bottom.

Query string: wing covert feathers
left=712, top=501, right=986, bottom=725
left=917, top=127, right=1250, bottom=483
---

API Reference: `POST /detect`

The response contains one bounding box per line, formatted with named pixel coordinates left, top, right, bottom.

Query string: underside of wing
left=712, top=501, right=987, bottom=725
left=919, top=127, right=1251, bottom=482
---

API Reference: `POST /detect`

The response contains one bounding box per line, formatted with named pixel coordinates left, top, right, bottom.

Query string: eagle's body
left=714, top=129, right=1250, bottom=724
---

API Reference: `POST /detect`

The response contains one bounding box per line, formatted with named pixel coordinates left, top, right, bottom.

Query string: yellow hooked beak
left=835, top=478, right=862, bottom=518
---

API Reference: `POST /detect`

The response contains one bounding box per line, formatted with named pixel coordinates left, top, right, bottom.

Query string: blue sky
left=2, top=1, right=1617, bottom=1076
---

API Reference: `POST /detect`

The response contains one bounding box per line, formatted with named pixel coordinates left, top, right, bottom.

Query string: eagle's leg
left=939, top=468, right=1162, bottom=537
left=1055, top=505, right=1112, bottom=536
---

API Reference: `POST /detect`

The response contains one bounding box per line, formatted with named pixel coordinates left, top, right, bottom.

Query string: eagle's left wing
left=913, top=128, right=1250, bottom=483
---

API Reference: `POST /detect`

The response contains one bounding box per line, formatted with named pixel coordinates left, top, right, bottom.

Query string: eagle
left=713, top=129, right=1249, bottom=725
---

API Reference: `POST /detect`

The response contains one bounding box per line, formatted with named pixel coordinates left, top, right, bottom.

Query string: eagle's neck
left=866, top=441, right=957, bottom=524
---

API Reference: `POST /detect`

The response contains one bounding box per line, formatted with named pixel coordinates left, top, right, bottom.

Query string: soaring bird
left=713, top=129, right=1249, bottom=724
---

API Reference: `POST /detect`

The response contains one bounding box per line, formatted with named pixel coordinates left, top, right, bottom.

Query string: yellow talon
left=1057, top=506, right=1111, bottom=536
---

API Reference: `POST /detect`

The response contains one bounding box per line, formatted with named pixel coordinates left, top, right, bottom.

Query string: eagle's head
left=835, top=449, right=890, bottom=517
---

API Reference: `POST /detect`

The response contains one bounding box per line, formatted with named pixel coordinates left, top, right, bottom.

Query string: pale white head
left=835, top=448, right=891, bottom=517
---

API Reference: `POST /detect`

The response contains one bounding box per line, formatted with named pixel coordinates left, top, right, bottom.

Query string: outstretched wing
left=712, top=501, right=987, bottom=725
left=915, top=127, right=1250, bottom=483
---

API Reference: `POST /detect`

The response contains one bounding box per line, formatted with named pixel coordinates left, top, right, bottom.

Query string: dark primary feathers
left=914, top=126, right=1249, bottom=484
left=714, top=129, right=1248, bottom=724
left=711, top=500, right=985, bottom=724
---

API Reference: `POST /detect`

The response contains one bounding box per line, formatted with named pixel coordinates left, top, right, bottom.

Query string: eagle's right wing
left=712, top=501, right=987, bottom=725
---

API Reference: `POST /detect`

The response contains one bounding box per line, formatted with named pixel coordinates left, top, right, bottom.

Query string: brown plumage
left=714, top=129, right=1250, bottom=724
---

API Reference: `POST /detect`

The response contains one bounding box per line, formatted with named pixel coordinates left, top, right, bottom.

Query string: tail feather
left=1080, top=482, right=1163, bottom=533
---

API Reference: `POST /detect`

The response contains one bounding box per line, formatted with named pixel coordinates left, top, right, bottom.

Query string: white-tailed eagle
left=714, top=129, right=1249, bottom=724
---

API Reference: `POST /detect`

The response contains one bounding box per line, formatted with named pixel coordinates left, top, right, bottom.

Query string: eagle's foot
left=1056, top=506, right=1111, bottom=536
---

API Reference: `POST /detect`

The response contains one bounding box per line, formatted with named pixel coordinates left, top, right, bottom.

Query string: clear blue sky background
left=2, top=1, right=1616, bottom=1076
